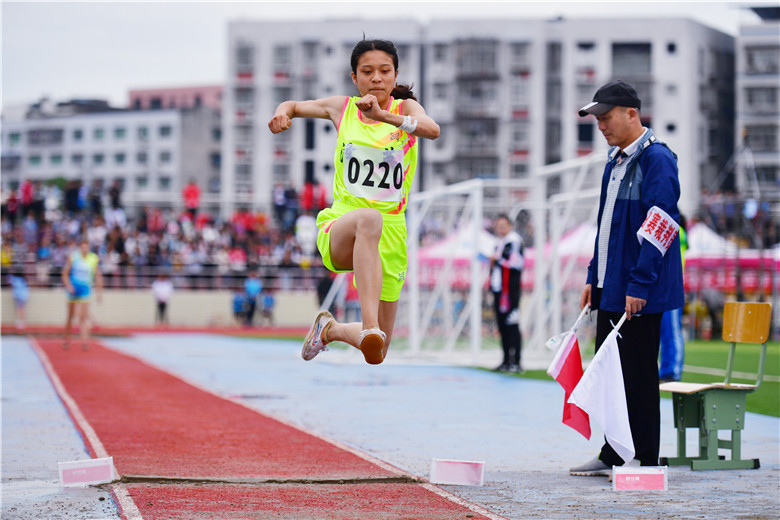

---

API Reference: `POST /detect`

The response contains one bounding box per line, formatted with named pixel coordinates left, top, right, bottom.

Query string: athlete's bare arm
left=268, top=96, right=347, bottom=133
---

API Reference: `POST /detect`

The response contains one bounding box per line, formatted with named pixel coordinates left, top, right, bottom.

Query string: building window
left=235, top=87, right=254, bottom=106
left=510, top=42, right=531, bottom=71
left=28, top=128, right=64, bottom=145
left=236, top=164, right=252, bottom=182
left=510, top=76, right=530, bottom=105
left=745, top=124, right=778, bottom=152
left=114, top=127, right=126, bottom=139
left=50, top=154, right=63, bottom=166
left=93, top=128, right=104, bottom=141
left=577, top=123, right=594, bottom=144
left=457, top=158, right=498, bottom=180
left=159, top=125, right=172, bottom=138
left=138, top=126, right=148, bottom=140
left=71, top=153, right=84, bottom=165
left=302, top=41, right=318, bottom=60
left=612, top=43, right=652, bottom=76
left=159, top=151, right=172, bottom=164
left=92, top=153, right=105, bottom=165
left=273, top=87, right=292, bottom=107
left=272, top=163, right=289, bottom=183
left=273, top=45, right=292, bottom=72
left=210, top=152, right=221, bottom=169
left=114, top=153, right=126, bottom=165
left=305, top=120, right=315, bottom=150
left=745, top=45, right=780, bottom=75
left=456, top=40, right=497, bottom=76
left=9, top=132, right=21, bottom=144
left=512, top=121, right=530, bottom=146
left=511, top=162, right=529, bottom=179
left=755, top=165, right=778, bottom=184
left=745, top=86, right=778, bottom=112
left=236, top=42, right=254, bottom=69
left=212, top=127, right=222, bottom=141
left=72, top=129, right=83, bottom=141
left=150, top=97, right=162, bottom=110
left=667, top=42, right=677, bottom=54
left=457, top=80, right=497, bottom=103
left=1, top=156, right=21, bottom=171
left=137, top=151, right=148, bottom=164
left=434, top=43, right=447, bottom=62
left=28, top=155, right=42, bottom=166
left=159, top=177, right=171, bottom=190
left=547, top=42, right=562, bottom=75
left=434, top=83, right=448, bottom=101
left=136, top=176, right=148, bottom=189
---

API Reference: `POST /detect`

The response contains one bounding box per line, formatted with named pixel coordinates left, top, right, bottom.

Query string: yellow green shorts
left=316, top=202, right=407, bottom=302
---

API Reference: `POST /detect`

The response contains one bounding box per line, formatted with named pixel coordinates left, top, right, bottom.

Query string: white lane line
left=29, top=337, right=144, bottom=520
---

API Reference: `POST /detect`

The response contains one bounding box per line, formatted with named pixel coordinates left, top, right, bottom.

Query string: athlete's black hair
left=350, top=39, right=417, bottom=101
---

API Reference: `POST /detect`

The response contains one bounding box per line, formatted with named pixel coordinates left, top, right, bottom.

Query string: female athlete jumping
left=268, top=39, right=440, bottom=364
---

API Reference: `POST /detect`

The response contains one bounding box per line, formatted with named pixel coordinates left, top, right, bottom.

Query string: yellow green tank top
left=332, top=96, right=418, bottom=215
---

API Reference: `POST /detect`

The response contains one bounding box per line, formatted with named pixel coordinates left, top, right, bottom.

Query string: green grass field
left=516, top=339, right=780, bottom=417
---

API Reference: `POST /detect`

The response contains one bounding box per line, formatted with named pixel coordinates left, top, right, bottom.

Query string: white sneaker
left=301, top=310, right=334, bottom=361
left=359, top=327, right=386, bottom=365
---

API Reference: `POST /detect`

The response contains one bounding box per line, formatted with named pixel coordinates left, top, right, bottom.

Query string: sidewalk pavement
left=3, top=333, right=779, bottom=519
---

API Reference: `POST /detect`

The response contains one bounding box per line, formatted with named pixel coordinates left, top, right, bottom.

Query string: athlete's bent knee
left=356, top=209, right=383, bottom=241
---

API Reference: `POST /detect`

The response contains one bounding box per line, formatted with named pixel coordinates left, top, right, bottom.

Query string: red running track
left=33, top=337, right=506, bottom=520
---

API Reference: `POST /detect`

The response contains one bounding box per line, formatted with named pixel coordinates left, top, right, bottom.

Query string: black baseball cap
left=578, top=80, right=641, bottom=117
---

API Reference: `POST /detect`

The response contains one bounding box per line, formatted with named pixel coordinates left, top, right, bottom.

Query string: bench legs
left=661, top=391, right=760, bottom=470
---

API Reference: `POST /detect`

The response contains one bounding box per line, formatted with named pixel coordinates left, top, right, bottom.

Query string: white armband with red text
left=637, top=206, right=679, bottom=255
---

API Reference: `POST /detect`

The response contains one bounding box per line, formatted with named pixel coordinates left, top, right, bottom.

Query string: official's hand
left=268, top=114, right=292, bottom=134
left=580, top=284, right=592, bottom=310
left=625, top=296, right=646, bottom=320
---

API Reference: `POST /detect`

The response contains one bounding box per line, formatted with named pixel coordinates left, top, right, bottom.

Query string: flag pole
left=571, top=304, right=591, bottom=332
left=612, top=312, right=628, bottom=332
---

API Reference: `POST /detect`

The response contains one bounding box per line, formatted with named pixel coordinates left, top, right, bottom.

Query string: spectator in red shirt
left=182, top=179, right=201, bottom=220
left=20, top=180, right=34, bottom=218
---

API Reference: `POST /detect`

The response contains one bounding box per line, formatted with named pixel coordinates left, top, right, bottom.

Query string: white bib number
left=343, top=143, right=404, bottom=202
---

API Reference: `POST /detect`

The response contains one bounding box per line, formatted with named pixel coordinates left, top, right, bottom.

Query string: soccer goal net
left=393, top=153, right=606, bottom=367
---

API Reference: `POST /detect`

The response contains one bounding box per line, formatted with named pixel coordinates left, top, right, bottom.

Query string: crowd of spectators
left=698, top=188, right=779, bottom=249
left=1, top=179, right=328, bottom=292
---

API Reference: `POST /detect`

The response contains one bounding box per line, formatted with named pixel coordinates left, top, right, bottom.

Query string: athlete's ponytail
left=351, top=39, right=417, bottom=101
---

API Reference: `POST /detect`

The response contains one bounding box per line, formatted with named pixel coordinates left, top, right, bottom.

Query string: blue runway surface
left=3, top=333, right=779, bottom=519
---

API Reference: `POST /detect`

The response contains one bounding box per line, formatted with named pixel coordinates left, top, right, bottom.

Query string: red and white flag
left=547, top=305, right=591, bottom=439
left=547, top=330, right=591, bottom=439
left=568, top=317, right=635, bottom=463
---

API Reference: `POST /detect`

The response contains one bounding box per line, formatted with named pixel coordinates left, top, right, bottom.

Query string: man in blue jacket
left=570, top=80, right=684, bottom=476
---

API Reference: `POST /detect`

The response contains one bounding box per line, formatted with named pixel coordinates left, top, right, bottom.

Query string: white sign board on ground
left=430, top=458, right=485, bottom=486
left=58, top=457, right=115, bottom=487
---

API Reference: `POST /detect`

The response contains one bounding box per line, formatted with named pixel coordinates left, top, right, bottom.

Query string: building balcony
left=454, top=103, right=501, bottom=119
left=235, top=70, right=254, bottom=84
left=454, top=142, right=499, bottom=157
left=456, top=70, right=500, bottom=80
left=235, top=110, right=254, bottom=124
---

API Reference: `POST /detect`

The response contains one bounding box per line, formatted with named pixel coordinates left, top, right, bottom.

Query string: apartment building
left=224, top=17, right=735, bottom=218
left=1, top=97, right=221, bottom=214
left=222, top=20, right=424, bottom=215
left=735, top=7, right=779, bottom=197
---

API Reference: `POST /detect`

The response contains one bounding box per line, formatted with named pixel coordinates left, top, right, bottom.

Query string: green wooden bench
left=659, top=301, right=773, bottom=470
